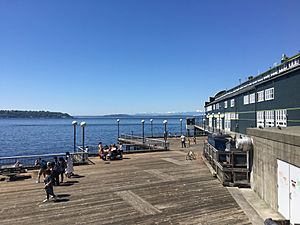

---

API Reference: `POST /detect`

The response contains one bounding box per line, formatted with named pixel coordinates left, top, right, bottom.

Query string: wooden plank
left=116, top=190, right=161, bottom=215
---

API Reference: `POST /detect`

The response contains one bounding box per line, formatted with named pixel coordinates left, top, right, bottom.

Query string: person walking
left=35, top=158, right=47, bottom=183
left=58, top=157, right=66, bottom=183
left=43, top=169, right=56, bottom=203
left=181, top=134, right=186, bottom=148
left=53, top=156, right=61, bottom=186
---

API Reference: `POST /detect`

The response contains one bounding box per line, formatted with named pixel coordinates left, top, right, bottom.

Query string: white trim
left=243, top=95, right=249, bottom=105
left=249, top=93, right=255, bottom=104
left=265, top=87, right=274, bottom=101
left=257, top=91, right=264, bottom=102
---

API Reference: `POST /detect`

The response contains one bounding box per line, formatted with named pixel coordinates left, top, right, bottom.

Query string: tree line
left=0, top=110, right=73, bottom=118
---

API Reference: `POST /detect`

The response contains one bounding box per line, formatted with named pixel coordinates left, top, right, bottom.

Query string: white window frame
left=230, top=99, right=235, bottom=107
left=224, top=101, right=228, bottom=109
left=275, top=109, right=287, bottom=127
left=249, top=93, right=255, bottom=104
left=243, top=95, right=249, bottom=105
left=224, top=113, right=231, bottom=131
left=265, top=110, right=275, bottom=127
left=257, top=91, right=264, bottom=102
left=265, top=88, right=274, bottom=101
left=216, top=103, right=219, bottom=110
left=257, top=111, right=264, bottom=128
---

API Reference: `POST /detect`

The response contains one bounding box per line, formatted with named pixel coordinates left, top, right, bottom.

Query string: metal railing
left=119, top=134, right=170, bottom=150
left=0, top=152, right=88, bottom=169
left=203, top=142, right=250, bottom=186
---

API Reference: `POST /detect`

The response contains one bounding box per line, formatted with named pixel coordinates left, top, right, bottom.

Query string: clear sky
left=0, top=0, right=299, bottom=115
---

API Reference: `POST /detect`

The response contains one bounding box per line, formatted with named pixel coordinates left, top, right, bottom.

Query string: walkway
left=0, top=137, right=251, bottom=225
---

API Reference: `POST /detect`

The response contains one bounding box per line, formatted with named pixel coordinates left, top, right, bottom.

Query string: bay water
left=0, top=116, right=186, bottom=157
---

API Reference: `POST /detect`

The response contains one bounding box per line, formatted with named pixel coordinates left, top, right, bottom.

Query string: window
left=257, top=111, right=264, bottom=128
left=230, top=99, right=235, bottom=107
left=257, top=91, right=264, bottom=102
left=275, top=109, right=287, bottom=127
left=224, top=101, right=228, bottom=108
left=216, top=103, right=219, bottom=110
left=224, top=113, right=231, bottom=131
left=249, top=93, right=255, bottom=104
left=265, top=88, right=274, bottom=101
left=206, top=105, right=212, bottom=112
left=243, top=95, right=249, bottom=105
left=230, top=113, right=235, bottom=119
left=265, top=110, right=275, bottom=127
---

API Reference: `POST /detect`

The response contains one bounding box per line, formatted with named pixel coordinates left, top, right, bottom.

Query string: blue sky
left=0, top=0, right=299, bottom=115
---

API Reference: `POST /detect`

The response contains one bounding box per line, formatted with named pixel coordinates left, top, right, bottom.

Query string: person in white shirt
left=181, top=135, right=186, bottom=148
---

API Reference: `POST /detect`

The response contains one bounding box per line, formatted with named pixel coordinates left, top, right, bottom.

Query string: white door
left=257, top=111, right=264, bottom=128
left=277, top=160, right=290, bottom=219
left=275, top=109, right=287, bottom=127
left=265, top=110, right=275, bottom=127
left=290, top=164, right=300, bottom=225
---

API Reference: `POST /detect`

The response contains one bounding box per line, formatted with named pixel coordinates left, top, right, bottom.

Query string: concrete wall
left=247, top=127, right=300, bottom=211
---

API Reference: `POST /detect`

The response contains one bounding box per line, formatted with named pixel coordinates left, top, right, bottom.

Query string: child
left=43, top=169, right=56, bottom=202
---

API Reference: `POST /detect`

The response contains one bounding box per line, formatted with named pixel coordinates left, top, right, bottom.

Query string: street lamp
left=163, top=120, right=168, bottom=149
left=212, top=113, right=215, bottom=133
left=117, top=119, right=120, bottom=138
left=72, top=120, right=78, bottom=152
left=180, top=118, right=183, bottom=135
left=218, top=112, right=221, bottom=132
left=80, top=121, right=87, bottom=151
left=150, top=119, right=153, bottom=137
left=141, top=120, right=145, bottom=143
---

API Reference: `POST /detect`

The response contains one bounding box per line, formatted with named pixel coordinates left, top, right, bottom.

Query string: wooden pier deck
left=0, top=138, right=251, bottom=225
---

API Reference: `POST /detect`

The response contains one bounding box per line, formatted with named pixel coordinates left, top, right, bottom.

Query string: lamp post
left=180, top=118, right=183, bottom=135
left=80, top=121, right=87, bottom=151
left=117, top=119, right=120, bottom=138
left=150, top=119, right=153, bottom=137
left=141, top=120, right=145, bottom=143
left=218, top=112, right=221, bottom=132
left=212, top=113, right=215, bottom=133
left=163, top=120, right=168, bottom=149
left=72, top=120, right=78, bottom=153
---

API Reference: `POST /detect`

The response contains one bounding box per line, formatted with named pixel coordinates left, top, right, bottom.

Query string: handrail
left=0, top=152, right=87, bottom=168
left=119, top=133, right=169, bottom=150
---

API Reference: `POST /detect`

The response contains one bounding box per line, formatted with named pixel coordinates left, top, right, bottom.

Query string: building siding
left=204, top=56, right=300, bottom=135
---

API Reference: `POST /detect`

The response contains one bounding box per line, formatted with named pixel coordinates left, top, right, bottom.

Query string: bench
left=0, top=167, right=27, bottom=181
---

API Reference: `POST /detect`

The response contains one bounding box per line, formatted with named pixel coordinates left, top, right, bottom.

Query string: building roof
left=205, top=52, right=300, bottom=106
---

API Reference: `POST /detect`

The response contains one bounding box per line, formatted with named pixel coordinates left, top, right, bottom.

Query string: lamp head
left=163, top=120, right=168, bottom=124
left=117, top=119, right=120, bottom=122
left=141, top=120, right=145, bottom=123
left=80, top=121, right=87, bottom=127
left=72, top=121, right=78, bottom=126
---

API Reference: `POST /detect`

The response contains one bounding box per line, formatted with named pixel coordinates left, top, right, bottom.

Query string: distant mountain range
left=76, top=111, right=203, bottom=118
left=134, top=111, right=203, bottom=116
left=0, top=110, right=73, bottom=119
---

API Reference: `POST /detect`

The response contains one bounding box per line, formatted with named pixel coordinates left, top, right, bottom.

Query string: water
left=0, top=116, right=187, bottom=157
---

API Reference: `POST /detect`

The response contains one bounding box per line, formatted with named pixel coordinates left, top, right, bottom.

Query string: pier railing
left=119, top=134, right=170, bottom=150
left=0, top=152, right=88, bottom=169
left=203, top=142, right=250, bottom=187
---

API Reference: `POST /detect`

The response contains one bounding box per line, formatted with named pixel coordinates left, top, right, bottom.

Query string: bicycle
left=186, top=150, right=197, bottom=160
